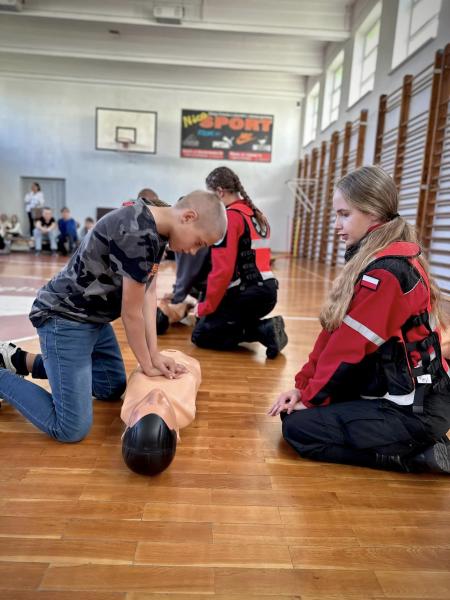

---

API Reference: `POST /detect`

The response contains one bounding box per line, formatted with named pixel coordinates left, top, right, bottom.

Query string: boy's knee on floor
left=93, top=374, right=127, bottom=402
left=54, top=419, right=92, bottom=443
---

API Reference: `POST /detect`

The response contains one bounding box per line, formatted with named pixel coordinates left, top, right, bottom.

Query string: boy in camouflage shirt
left=0, top=191, right=226, bottom=443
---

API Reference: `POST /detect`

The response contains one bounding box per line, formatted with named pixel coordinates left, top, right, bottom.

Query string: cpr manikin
left=121, top=349, right=200, bottom=475
left=156, top=297, right=197, bottom=335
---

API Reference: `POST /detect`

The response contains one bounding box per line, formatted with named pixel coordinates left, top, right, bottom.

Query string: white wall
left=0, top=74, right=301, bottom=251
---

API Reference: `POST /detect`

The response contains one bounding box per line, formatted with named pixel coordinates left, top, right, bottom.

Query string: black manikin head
left=122, top=413, right=177, bottom=476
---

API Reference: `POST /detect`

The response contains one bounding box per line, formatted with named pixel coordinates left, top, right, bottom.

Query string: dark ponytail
left=205, top=166, right=269, bottom=233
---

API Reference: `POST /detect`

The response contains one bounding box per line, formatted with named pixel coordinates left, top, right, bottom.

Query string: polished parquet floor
left=0, top=252, right=450, bottom=599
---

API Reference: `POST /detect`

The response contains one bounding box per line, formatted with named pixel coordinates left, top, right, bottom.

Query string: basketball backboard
left=96, top=108, right=157, bottom=154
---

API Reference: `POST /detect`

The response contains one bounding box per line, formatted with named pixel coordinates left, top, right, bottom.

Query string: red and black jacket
left=295, top=241, right=450, bottom=414
left=197, top=201, right=274, bottom=317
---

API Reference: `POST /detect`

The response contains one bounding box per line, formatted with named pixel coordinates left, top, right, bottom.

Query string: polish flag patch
left=361, top=274, right=380, bottom=290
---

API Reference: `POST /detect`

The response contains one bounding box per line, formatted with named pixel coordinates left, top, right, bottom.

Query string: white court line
left=283, top=316, right=318, bottom=321
left=275, top=277, right=327, bottom=282
left=0, top=274, right=47, bottom=281
left=0, top=258, right=61, bottom=267
left=10, top=335, right=38, bottom=343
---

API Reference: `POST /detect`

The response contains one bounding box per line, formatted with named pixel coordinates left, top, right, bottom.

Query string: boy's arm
left=143, top=276, right=186, bottom=378
left=143, top=275, right=158, bottom=357
left=121, top=276, right=155, bottom=376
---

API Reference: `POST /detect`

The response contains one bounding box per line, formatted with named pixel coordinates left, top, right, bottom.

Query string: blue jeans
left=0, top=317, right=126, bottom=442
left=34, top=227, right=58, bottom=251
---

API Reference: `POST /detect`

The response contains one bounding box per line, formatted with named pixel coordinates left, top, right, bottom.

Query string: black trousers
left=27, top=212, right=34, bottom=236
left=57, top=233, right=77, bottom=255
left=192, top=279, right=278, bottom=351
left=281, top=399, right=436, bottom=469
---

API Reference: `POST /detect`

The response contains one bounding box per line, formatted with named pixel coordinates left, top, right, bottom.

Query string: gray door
left=21, top=177, right=66, bottom=225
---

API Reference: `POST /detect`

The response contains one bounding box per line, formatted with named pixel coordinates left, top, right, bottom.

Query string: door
left=21, top=177, right=66, bottom=227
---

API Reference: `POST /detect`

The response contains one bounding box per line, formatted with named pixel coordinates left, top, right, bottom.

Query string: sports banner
left=180, top=109, right=273, bottom=162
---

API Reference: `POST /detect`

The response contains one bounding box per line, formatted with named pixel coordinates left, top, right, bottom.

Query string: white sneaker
left=0, top=342, right=19, bottom=373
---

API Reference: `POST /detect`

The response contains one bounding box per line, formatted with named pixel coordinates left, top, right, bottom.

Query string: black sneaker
left=256, top=316, right=288, bottom=359
left=0, top=342, right=19, bottom=373
left=407, top=438, right=450, bottom=474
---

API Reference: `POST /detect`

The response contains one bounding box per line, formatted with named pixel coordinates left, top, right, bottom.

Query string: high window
left=348, top=2, right=381, bottom=106
left=303, top=82, right=320, bottom=146
left=322, top=51, right=344, bottom=130
left=392, top=0, right=442, bottom=68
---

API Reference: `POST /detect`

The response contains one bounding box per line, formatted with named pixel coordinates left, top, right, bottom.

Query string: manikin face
left=333, top=189, right=380, bottom=248
left=168, top=212, right=221, bottom=255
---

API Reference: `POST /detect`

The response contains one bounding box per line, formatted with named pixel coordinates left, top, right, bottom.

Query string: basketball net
left=285, top=177, right=317, bottom=257
left=117, top=136, right=135, bottom=152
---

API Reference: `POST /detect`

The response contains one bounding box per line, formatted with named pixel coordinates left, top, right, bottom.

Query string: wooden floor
left=0, top=253, right=450, bottom=599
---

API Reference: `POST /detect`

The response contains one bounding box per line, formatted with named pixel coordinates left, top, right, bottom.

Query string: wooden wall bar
left=300, top=147, right=318, bottom=258
left=289, top=159, right=303, bottom=258
left=319, top=131, right=339, bottom=263
left=309, top=141, right=327, bottom=260
left=420, top=44, right=450, bottom=296
left=416, top=49, right=445, bottom=242
left=292, top=44, right=450, bottom=299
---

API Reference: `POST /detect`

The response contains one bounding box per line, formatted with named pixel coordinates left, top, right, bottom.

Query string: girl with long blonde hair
left=269, top=165, right=450, bottom=473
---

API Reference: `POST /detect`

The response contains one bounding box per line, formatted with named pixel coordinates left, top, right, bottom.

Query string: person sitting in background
left=0, top=214, right=11, bottom=236
left=24, top=182, right=44, bottom=236
left=0, top=221, right=6, bottom=254
left=79, top=217, right=95, bottom=241
left=57, top=207, right=78, bottom=256
left=33, top=207, right=58, bottom=255
left=6, top=214, right=23, bottom=239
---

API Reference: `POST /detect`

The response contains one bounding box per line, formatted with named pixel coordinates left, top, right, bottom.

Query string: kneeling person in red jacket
left=191, top=166, right=287, bottom=359
left=269, top=165, right=450, bottom=473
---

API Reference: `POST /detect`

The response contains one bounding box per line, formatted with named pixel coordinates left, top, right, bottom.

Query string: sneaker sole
left=266, top=316, right=288, bottom=359
left=0, top=342, right=18, bottom=373
left=433, top=440, right=450, bottom=473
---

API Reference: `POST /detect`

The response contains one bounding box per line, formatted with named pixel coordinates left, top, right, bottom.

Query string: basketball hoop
left=285, top=178, right=317, bottom=212
left=116, top=136, right=134, bottom=152
left=115, top=126, right=137, bottom=152
left=286, top=177, right=317, bottom=257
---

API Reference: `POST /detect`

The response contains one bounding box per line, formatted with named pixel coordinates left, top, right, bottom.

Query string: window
left=392, top=0, right=442, bottom=68
left=349, top=2, right=381, bottom=106
left=303, top=82, right=320, bottom=146
left=322, top=51, right=344, bottom=130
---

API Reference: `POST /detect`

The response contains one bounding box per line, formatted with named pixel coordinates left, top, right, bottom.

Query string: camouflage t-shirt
left=30, top=199, right=167, bottom=327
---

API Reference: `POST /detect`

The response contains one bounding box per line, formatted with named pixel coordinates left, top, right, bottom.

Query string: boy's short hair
left=177, top=190, right=227, bottom=240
